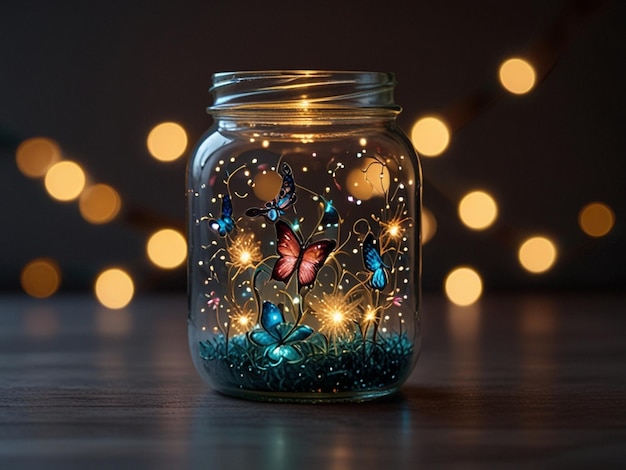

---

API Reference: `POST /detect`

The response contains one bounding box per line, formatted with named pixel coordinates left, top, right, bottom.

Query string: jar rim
left=208, top=70, right=400, bottom=114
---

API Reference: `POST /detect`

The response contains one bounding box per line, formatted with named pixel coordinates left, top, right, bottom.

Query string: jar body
left=187, top=72, right=422, bottom=402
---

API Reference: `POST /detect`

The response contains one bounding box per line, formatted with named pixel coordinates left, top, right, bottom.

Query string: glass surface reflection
left=189, top=398, right=415, bottom=468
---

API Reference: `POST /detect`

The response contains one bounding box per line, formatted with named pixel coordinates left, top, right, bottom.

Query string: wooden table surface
left=1, top=293, right=624, bottom=469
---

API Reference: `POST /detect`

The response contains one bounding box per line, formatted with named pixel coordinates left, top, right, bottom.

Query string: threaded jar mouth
left=208, top=70, right=401, bottom=115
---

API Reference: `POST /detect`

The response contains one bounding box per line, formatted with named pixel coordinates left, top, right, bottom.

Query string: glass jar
left=187, top=70, right=422, bottom=402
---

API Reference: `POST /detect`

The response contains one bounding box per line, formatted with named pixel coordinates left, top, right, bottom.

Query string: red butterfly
left=271, top=221, right=336, bottom=289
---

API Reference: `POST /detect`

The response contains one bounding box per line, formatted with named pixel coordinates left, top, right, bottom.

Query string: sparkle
left=226, top=232, right=262, bottom=272
left=380, top=209, right=411, bottom=242
left=230, top=307, right=255, bottom=334
left=309, top=292, right=361, bottom=341
left=363, top=306, right=379, bottom=324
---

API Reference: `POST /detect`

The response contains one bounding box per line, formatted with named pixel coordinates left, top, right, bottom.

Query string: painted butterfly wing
left=363, top=233, right=388, bottom=290
left=221, top=194, right=233, bottom=218
left=275, top=163, right=297, bottom=210
left=245, top=163, right=296, bottom=223
left=260, top=300, right=284, bottom=332
left=287, top=323, right=314, bottom=342
left=209, top=195, right=234, bottom=236
left=271, top=221, right=302, bottom=284
left=271, top=221, right=335, bottom=289
left=298, top=240, right=336, bottom=288
left=244, top=207, right=263, bottom=218
left=370, top=266, right=389, bottom=291
left=244, top=205, right=281, bottom=222
left=265, top=207, right=281, bottom=223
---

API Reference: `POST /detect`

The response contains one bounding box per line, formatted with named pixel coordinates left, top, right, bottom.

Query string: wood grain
left=1, top=293, right=624, bottom=468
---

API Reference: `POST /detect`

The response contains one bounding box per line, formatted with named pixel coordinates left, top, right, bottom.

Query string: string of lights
left=9, top=0, right=616, bottom=309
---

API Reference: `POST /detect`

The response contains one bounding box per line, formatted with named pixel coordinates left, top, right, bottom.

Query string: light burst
left=379, top=211, right=411, bottom=243
left=309, top=292, right=361, bottom=341
left=229, top=306, right=256, bottom=334
left=226, top=231, right=262, bottom=273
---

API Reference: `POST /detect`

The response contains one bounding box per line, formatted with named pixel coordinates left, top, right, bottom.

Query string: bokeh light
left=253, top=170, right=283, bottom=201
left=346, top=158, right=390, bottom=200
left=499, top=58, right=536, bottom=95
left=147, top=122, right=188, bottom=162
left=518, top=236, right=557, bottom=273
left=146, top=228, right=187, bottom=269
left=95, top=268, right=134, bottom=309
left=410, top=116, right=450, bottom=157
left=444, top=266, right=483, bottom=306
left=346, top=167, right=374, bottom=200
left=44, top=160, right=86, bottom=201
left=20, top=258, right=61, bottom=298
left=79, top=184, right=122, bottom=224
left=422, top=207, right=437, bottom=244
left=15, top=137, right=61, bottom=178
left=458, top=190, right=498, bottom=230
left=579, top=202, right=615, bottom=237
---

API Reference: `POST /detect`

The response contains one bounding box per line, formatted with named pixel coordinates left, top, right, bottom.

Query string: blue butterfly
left=321, top=200, right=339, bottom=227
left=208, top=194, right=234, bottom=236
left=245, top=162, right=297, bottom=223
left=362, top=233, right=389, bottom=290
left=248, top=301, right=313, bottom=363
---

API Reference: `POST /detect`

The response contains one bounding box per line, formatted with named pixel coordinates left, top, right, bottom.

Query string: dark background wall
left=1, top=0, right=624, bottom=295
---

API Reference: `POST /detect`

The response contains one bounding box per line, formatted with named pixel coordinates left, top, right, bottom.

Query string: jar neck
left=207, top=70, right=401, bottom=124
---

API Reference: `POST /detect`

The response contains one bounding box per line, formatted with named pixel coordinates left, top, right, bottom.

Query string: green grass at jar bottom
left=198, top=329, right=414, bottom=395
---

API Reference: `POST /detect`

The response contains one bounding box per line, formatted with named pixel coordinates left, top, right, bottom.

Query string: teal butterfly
left=248, top=301, right=313, bottom=363
left=362, top=233, right=388, bottom=290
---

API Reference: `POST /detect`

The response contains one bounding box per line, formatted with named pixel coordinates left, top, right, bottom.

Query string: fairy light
left=146, top=228, right=187, bottom=269
left=94, top=268, right=134, bottom=309
left=44, top=160, right=86, bottom=201
left=410, top=116, right=450, bottom=157
left=444, top=267, right=483, bottom=306
left=518, top=236, right=557, bottom=273
left=20, top=258, right=61, bottom=298
left=13, top=5, right=609, bottom=323
left=579, top=202, right=615, bottom=237
left=146, top=121, right=188, bottom=162
left=458, top=190, right=498, bottom=230
left=79, top=183, right=122, bottom=224
left=499, top=58, right=536, bottom=95
left=15, top=137, right=61, bottom=178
